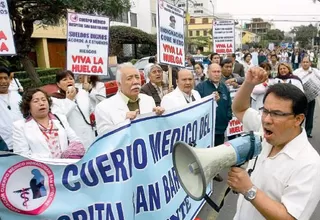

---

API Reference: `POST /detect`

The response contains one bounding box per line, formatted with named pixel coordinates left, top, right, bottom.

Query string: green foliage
left=130, top=59, right=138, bottom=64
left=17, top=68, right=61, bottom=89
left=109, top=26, right=156, bottom=56
left=0, top=57, right=10, bottom=67
left=291, top=24, right=318, bottom=48
left=188, top=36, right=211, bottom=48
left=265, top=29, right=285, bottom=42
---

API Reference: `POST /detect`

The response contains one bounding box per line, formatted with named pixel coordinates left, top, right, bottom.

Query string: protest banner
left=212, top=20, right=235, bottom=54
left=157, top=0, right=185, bottom=67
left=0, top=97, right=215, bottom=220
left=0, top=0, right=16, bottom=55
left=67, top=13, right=109, bottom=76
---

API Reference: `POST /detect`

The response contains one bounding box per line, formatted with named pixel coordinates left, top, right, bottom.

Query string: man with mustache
left=95, top=63, right=165, bottom=135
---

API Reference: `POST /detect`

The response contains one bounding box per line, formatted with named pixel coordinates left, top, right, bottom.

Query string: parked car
left=41, top=66, right=146, bottom=98
left=134, top=56, right=152, bottom=71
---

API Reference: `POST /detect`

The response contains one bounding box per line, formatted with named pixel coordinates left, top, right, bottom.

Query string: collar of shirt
left=178, top=88, right=193, bottom=102
left=119, top=91, right=140, bottom=104
left=264, top=128, right=306, bottom=160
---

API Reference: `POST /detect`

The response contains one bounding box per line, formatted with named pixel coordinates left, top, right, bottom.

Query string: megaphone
left=172, top=132, right=262, bottom=201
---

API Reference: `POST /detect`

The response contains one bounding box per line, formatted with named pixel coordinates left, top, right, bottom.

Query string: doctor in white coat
left=76, top=75, right=106, bottom=108
left=0, top=67, right=23, bottom=150
left=51, top=70, right=95, bottom=149
left=95, top=62, right=165, bottom=135
left=13, top=89, right=84, bottom=159
left=161, top=69, right=201, bottom=110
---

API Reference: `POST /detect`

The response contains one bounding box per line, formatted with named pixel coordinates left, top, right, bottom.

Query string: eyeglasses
left=259, top=107, right=295, bottom=119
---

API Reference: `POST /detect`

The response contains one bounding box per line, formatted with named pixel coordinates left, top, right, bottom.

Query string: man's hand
left=227, top=167, right=253, bottom=194
left=245, top=67, right=268, bottom=86
left=230, top=81, right=239, bottom=89
left=153, top=106, right=165, bottom=115
left=82, top=82, right=92, bottom=92
left=126, top=109, right=139, bottom=120
left=225, top=78, right=236, bottom=85
left=213, top=91, right=220, bottom=102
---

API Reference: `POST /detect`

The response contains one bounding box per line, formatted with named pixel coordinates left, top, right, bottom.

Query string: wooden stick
left=168, top=65, right=173, bottom=88
left=83, top=75, right=88, bottom=84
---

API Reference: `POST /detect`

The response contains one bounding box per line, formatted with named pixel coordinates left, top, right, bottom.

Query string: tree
left=8, top=0, right=130, bottom=86
left=291, top=24, right=318, bottom=48
left=265, top=29, right=285, bottom=42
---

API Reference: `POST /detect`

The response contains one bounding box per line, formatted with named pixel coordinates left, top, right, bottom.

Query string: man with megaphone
left=228, top=67, right=320, bottom=220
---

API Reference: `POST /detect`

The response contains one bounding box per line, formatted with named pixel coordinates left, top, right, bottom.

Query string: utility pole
left=185, top=0, right=189, bottom=55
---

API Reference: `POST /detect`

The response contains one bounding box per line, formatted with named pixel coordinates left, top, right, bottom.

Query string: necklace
left=0, top=93, right=11, bottom=110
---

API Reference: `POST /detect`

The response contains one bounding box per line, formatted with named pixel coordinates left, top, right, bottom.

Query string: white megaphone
left=172, top=132, right=262, bottom=201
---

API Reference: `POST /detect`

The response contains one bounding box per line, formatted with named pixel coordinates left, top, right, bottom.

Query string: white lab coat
left=0, top=91, right=23, bottom=149
left=75, top=82, right=106, bottom=108
left=51, top=89, right=95, bottom=149
left=12, top=114, right=80, bottom=159
left=160, top=88, right=201, bottom=110
left=95, top=92, right=156, bottom=135
left=269, top=78, right=304, bottom=93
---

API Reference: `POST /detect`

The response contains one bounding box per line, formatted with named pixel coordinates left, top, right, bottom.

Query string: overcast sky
left=216, top=0, right=320, bottom=32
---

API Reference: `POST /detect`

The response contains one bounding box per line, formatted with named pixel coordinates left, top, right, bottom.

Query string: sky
left=215, top=0, right=320, bottom=32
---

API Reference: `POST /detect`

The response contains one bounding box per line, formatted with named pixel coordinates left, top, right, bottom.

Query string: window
left=203, top=30, right=207, bottom=36
left=194, top=3, right=203, bottom=6
left=202, top=18, right=208, bottom=24
left=194, top=10, right=203, bottom=14
left=130, top=12, right=137, bottom=27
left=196, top=31, right=200, bottom=36
left=152, top=13, right=157, bottom=27
left=178, top=3, right=185, bottom=7
left=114, top=12, right=129, bottom=23
left=190, top=18, right=195, bottom=24
left=189, top=30, right=193, bottom=37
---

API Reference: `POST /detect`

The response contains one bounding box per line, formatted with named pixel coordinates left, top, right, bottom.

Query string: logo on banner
left=70, top=13, right=78, bottom=22
left=0, top=161, right=56, bottom=215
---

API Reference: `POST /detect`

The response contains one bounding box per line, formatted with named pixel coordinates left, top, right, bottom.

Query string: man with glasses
left=228, top=67, right=320, bottom=220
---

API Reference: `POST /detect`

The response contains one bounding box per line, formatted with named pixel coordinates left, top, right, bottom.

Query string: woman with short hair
left=51, top=70, right=95, bottom=148
left=12, top=89, right=85, bottom=159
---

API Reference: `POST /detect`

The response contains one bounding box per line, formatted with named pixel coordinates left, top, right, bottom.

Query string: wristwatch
left=244, top=185, right=258, bottom=201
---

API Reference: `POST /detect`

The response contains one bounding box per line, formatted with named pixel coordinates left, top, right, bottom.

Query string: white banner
left=0, top=0, right=16, bottom=55
left=213, top=20, right=235, bottom=54
left=157, top=0, right=185, bottom=67
left=67, top=13, right=110, bottom=75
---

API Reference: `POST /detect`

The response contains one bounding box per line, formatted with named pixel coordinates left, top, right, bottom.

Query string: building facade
left=245, top=18, right=272, bottom=35
left=167, top=0, right=217, bottom=17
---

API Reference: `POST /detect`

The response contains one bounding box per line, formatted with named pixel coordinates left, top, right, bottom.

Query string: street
left=197, top=97, right=320, bottom=220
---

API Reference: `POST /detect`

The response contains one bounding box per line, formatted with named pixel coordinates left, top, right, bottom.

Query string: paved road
left=197, top=97, right=320, bottom=220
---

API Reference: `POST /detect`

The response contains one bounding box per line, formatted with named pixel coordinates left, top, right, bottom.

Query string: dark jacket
left=233, top=62, right=245, bottom=77
left=140, top=82, right=162, bottom=106
left=291, top=53, right=302, bottom=64
left=195, top=80, right=232, bottom=134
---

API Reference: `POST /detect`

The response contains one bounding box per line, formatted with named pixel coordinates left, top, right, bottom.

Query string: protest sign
left=226, top=117, right=244, bottom=136
left=213, top=20, right=235, bottom=54
left=67, top=13, right=109, bottom=75
left=0, top=0, right=16, bottom=55
left=157, top=0, right=185, bottom=67
left=226, top=88, right=244, bottom=136
left=0, top=97, right=215, bottom=219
